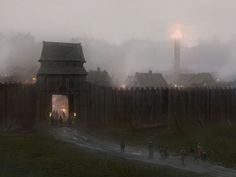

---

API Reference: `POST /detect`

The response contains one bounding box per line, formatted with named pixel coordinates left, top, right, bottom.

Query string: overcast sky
left=1, top=0, right=236, bottom=44
left=1, top=0, right=236, bottom=81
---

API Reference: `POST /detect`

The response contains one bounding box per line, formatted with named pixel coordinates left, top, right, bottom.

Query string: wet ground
left=52, top=127, right=236, bottom=177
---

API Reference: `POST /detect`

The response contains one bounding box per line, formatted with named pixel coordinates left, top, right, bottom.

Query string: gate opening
left=51, top=95, right=69, bottom=120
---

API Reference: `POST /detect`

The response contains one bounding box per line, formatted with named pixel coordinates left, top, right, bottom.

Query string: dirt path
left=51, top=127, right=236, bottom=177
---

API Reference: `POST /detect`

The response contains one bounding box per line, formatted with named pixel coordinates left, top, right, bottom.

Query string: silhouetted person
left=62, top=111, right=66, bottom=120
left=53, top=111, right=59, bottom=126
left=74, top=114, right=79, bottom=126
left=190, top=146, right=197, bottom=160
left=59, top=116, right=63, bottom=126
left=120, top=140, right=125, bottom=153
left=180, top=148, right=186, bottom=165
left=67, top=116, right=73, bottom=126
left=49, top=113, right=53, bottom=125
left=159, top=146, right=164, bottom=159
left=196, top=143, right=203, bottom=160
left=190, top=147, right=194, bottom=154
left=163, top=146, right=169, bottom=159
left=52, top=111, right=58, bottom=126
left=201, top=151, right=207, bottom=162
left=55, top=111, right=59, bottom=119
left=50, top=118, right=53, bottom=125
left=148, top=141, right=154, bottom=159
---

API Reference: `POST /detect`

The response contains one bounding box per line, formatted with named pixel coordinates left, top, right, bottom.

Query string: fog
left=1, top=0, right=236, bottom=44
left=1, top=33, right=236, bottom=82
left=1, top=0, right=236, bottom=82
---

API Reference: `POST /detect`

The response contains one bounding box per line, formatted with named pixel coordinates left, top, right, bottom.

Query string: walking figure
left=190, top=146, right=196, bottom=160
left=49, top=112, right=54, bottom=125
left=120, top=140, right=125, bottom=153
left=159, top=146, right=164, bottom=159
left=59, top=116, right=63, bottom=126
left=62, top=111, right=66, bottom=120
left=54, top=111, right=59, bottom=126
left=196, top=143, right=203, bottom=160
left=67, top=115, right=73, bottom=126
left=163, top=146, right=169, bottom=159
left=180, top=148, right=185, bottom=165
left=73, top=113, right=79, bottom=125
left=201, top=151, right=207, bottom=162
left=148, top=141, right=154, bottom=159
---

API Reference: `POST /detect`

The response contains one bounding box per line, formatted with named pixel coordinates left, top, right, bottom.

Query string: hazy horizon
left=1, top=0, right=236, bottom=82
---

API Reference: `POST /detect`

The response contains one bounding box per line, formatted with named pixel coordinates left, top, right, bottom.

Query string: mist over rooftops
left=1, top=33, right=236, bottom=84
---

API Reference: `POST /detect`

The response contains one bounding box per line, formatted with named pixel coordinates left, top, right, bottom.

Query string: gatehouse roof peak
left=40, top=41, right=85, bottom=62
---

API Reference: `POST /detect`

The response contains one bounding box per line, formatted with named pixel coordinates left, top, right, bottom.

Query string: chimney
left=148, top=70, right=152, bottom=74
left=97, top=67, right=101, bottom=72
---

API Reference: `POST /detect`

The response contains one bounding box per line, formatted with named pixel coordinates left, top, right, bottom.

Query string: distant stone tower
left=171, top=29, right=182, bottom=82
left=174, top=38, right=181, bottom=77
left=36, top=41, right=87, bottom=123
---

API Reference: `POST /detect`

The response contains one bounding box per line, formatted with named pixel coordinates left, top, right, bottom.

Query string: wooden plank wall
left=85, top=84, right=236, bottom=127
left=0, top=83, right=36, bottom=130
left=0, top=82, right=236, bottom=129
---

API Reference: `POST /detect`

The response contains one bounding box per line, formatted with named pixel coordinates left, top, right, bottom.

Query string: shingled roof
left=127, top=71, right=168, bottom=88
left=37, top=67, right=87, bottom=75
left=166, top=73, right=216, bottom=87
left=87, top=67, right=112, bottom=86
left=37, top=41, right=87, bottom=75
left=40, top=41, right=85, bottom=62
left=189, top=73, right=216, bottom=86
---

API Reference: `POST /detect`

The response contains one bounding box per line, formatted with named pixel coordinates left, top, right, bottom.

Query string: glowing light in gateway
left=61, top=108, right=66, bottom=113
left=121, top=84, right=126, bottom=89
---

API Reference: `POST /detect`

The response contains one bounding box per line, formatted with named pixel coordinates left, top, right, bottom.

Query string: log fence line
left=0, top=83, right=235, bottom=128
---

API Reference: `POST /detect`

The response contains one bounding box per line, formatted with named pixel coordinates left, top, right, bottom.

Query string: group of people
left=150, top=143, right=170, bottom=160
left=120, top=141, right=207, bottom=165
left=178, top=143, right=208, bottom=165
left=190, top=143, right=207, bottom=161
left=49, top=110, right=75, bottom=126
left=120, top=140, right=168, bottom=159
left=159, top=145, right=169, bottom=159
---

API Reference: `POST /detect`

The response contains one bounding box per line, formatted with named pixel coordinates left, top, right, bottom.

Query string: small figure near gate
left=201, top=151, right=207, bottom=162
left=163, top=146, right=169, bottom=159
left=148, top=141, right=154, bottom=159
left=120, top=140, right=125, bottom=153
left=62, top=111, right=66, bottom=120
left=59, top=115, right=63, bottom=126
left=180, top=148, right=186, bottom=165
left=67, top=115, right=73, bottom=126
left=196, top=143, right=203, bottom=159
left=159, top=146, right=164, bottom=159
left=191, top=143, right=207, bottom=162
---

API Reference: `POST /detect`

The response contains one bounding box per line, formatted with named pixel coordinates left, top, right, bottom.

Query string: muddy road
left=52, top=127, right=236, bottom=177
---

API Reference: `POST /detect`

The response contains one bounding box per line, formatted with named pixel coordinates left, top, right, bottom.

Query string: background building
left=126, top=70, right=168, bottom=88
left=86, top=67, right=112, bottom=87
left=165, top=73, right=217, bottom=87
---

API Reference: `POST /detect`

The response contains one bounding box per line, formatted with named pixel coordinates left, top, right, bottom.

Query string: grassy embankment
left=90, top=124, right=236, bottom=168
left=0, top=132, right=208, bottom=177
